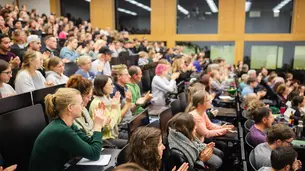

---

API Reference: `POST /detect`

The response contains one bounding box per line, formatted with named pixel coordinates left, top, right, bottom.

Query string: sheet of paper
left=77, top=155, right=111, bottom=166
left=284, top=108, right=295, bottom=122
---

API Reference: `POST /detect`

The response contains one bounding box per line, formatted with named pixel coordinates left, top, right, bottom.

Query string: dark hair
left=291, top=96, right=304, bottom=107
left=257, top=86, right=267, bottom=92
left=200, top=74, right=210, bottom=92
left=251, top=107, right=271, bottom=124
left=0, top=59, right=9, bottom=73
left=247, top=77, right=257, bottom=85
left=128, top=66, right=140, bottom=77
left=271, top=146, right=298, bottom=170
left=167, top=112, right=195, bottom=140
left=276, top=84, right=287, bottom=95
left=128, top=127, right=162, bottom=171
left=113, top=163, right=147, bottom=171
left=267, top=124, right=295, bottom=144
left=287, top=89, right=300, bottom=101
left=66, top=74, right=93, bottom=96
left=0, top=34, right=9, bottom=43
left=93, top=75, right=111, bottom=96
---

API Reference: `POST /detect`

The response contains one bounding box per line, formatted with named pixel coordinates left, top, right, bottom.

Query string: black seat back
left=0, top=92, right=32, bottom=115
left=32, top=84, right=65, bottom=123
left=178, top=92, right=187, bottom=112
left=170, top=99, right=182, bottom=116
left=127, top=109, right=150, bottom=139
left=244, top=119, right=254, bottom=133
left=64, top=62, right=79, bottom=77
left=116, top=144, right=129, bottom=165
left=159, top=108, right=173, bottom=137
left=245, top=132, right=254, bottom=155
left=141, top=70, right=151, bottom=92
left=0, top=104, right=46, bottom=171
left=249, top=150, right=258, bottom=171
left=110, top=57, right=120, bottom=66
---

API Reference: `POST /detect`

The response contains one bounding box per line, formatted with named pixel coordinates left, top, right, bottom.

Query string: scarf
left=168, top=128, right=200, bottom=167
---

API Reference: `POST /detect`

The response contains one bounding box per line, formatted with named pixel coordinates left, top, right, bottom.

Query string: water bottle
left=297, top=121, right=304, bottom=139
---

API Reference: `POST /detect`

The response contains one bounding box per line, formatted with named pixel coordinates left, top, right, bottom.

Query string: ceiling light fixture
left=117, top=8, right=137, bottom=16
left=85, top=0, right=90, bottom=2
left=273, top=0, right=292, bottom=12
left=245, top=1, right=252, bottom=12
left=206, top=0, right=218, bottom=13
left=125, top=0, right=151, bottom=12
left=177, top=5, right=189, bottom=15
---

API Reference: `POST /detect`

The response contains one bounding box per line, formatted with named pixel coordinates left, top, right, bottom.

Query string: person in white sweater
left=151, top=64, right=180, bottom=106
left=15, top=51, right=53, bottom=94
left=0, top=59, right=17, bottom=98
left=45, top=56, right=68, bottom=85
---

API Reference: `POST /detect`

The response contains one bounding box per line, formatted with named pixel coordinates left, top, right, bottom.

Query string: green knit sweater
left=29, top=118, right=102, bottom=171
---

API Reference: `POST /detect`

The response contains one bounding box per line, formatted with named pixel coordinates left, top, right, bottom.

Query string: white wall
left=18, top=0, right=50, bottom=16
left=0, top=0, right=16, bottom=5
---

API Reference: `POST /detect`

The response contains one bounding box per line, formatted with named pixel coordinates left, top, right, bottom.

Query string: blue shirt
left=75, top=69, right=96, bottom=81
left=241, top=86, right=254, bottom=96
left=59, top=47, right=80, bottom=62
left=239, top=82, right=247, bottom=91
left=193, top=60, right=201, bottom=72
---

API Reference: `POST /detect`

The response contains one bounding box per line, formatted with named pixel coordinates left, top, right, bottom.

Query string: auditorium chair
left=0, top=104, right=47, bottom=171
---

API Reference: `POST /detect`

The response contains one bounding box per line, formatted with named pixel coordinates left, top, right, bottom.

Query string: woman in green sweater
left=29, top=88, right=108, bottom=171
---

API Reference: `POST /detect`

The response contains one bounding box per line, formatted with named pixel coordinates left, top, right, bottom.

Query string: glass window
left=60, top=0, right=90, bottom=21
left=245, top=0, right=294, bottom=33
left=176, top=0, right=219, bottom=34
left=177, top=41, right=235, bottom=64
left=244, top=42, right=305, bottom=70
left=115, top=0, right=151, bottom=34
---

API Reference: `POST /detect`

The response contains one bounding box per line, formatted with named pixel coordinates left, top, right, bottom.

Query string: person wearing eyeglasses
left=0, top=59, right=16, bottom=98
left=258, top=146, right=301, bottom=171
left=252, top=124, right=295, bottom=170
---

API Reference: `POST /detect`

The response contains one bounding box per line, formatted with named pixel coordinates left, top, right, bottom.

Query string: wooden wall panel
left=292, top=0, right=305, bottom=34
left=90, top=0, right=115, bottom=30
left=218, top=0, right=236, bottom=34
left=50, top=0, right=60, bottom=16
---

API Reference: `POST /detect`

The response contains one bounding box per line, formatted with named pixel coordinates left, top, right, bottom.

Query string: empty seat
left=0, top=92, right=32, bottom=115
left=0, top=104, right=47, bottom=171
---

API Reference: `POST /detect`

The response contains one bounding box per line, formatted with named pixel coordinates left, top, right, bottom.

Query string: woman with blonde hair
left=45, top=56, right=68, bottom=85
left=59, top=37, right=82, bottom=62
left=29, top=88, right=108, bottom=171
left=15, top=51, right=53, bottom=93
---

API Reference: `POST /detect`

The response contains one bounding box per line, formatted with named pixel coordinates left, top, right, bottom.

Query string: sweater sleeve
left=15, top=72, right=35, bottom=93
left=194, top=114, right=227, bottom=139
left=153, top=76, right=177, bottom=93
left=58, top=125, right=102, bottom=161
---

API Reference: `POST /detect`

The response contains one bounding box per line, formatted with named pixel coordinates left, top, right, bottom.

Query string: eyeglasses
left=1, top=71, right=12, bottom=75
left=285, top=140, right=293, bottom=146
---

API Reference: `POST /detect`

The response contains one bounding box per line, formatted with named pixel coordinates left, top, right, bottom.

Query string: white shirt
left=0, top=83, right=17, bottom=98
left=151, top=75, right=177, bottom=106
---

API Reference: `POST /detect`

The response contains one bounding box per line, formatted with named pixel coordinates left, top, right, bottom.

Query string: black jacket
left=166, top=148, right=207, bottom=171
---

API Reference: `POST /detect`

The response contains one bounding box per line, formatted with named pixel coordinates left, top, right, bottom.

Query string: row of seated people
left=0, top=55, right=243, bottom=171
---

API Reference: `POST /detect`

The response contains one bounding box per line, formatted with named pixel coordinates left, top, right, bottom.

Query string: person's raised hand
left=10, top=56, right=20, bottom=68
left=199, top=146, right=213, bottom=162
left=0, top=164, right=17, bottom=171
left=93, top=107, right=108, bottom=131
left=171, top=163, right=189, bottom=171
left=111, top=91, right=121, bottom=106
left=125, top=90, right=132, bottom=104
left=42, top=51, right=51, bottom=60
left=171, top=72, right=180, bottom=80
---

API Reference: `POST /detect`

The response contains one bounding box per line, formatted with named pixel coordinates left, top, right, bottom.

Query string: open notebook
left=77, top=155, right=111, bottom=166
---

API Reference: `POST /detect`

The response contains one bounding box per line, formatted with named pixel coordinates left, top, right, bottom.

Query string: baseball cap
left=27, top=35, right=41, bottom=46
left=99, top=46, right=113, bottom=55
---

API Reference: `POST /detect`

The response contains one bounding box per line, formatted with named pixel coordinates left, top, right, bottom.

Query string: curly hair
left=66, top=74, right=92, bottom=96
left=127, top=127, right=162, bottom=171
